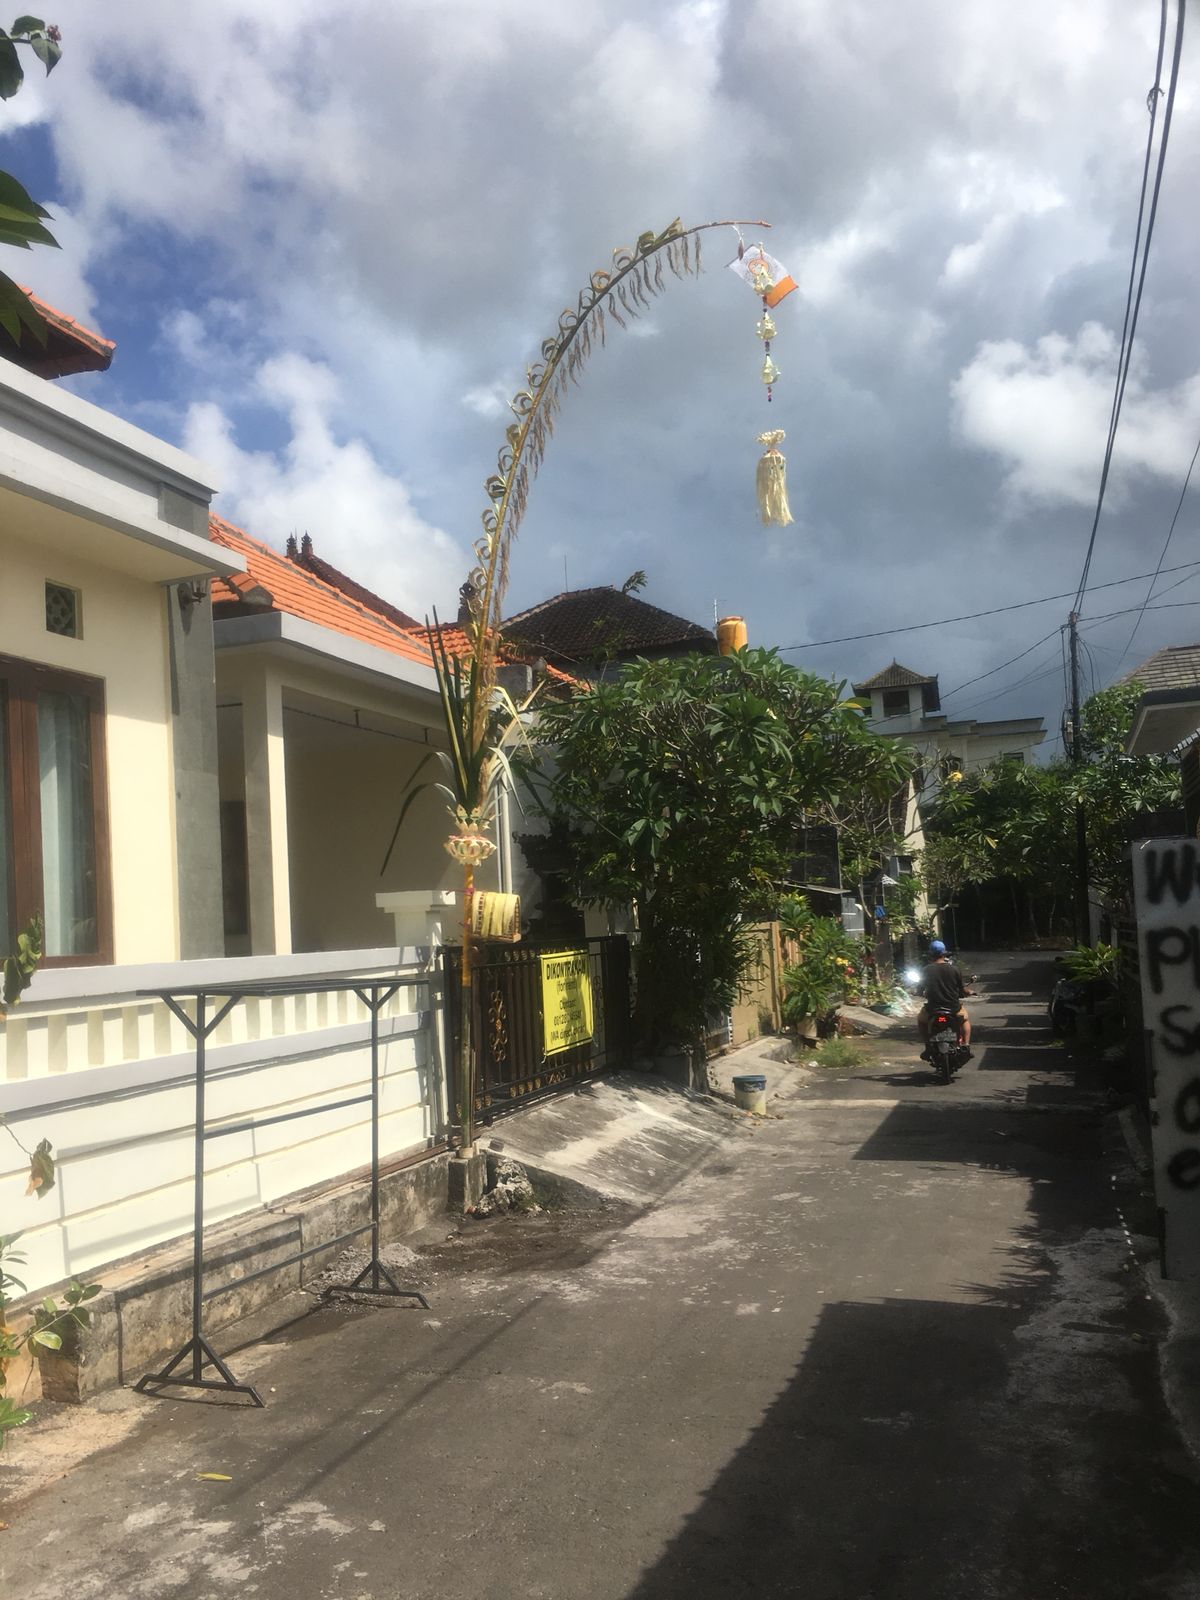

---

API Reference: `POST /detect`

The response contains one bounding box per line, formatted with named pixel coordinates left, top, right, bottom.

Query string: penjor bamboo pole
left=460, top=862, right=475, bottom=1151
left=453, top=216, right=772, bottom=1162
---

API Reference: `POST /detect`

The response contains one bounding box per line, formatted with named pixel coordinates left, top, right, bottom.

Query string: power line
left=950, top=652, right=1069, bottom=719
left=776, top=560, right=1200, bottom=654
left=1116, top=426, right=1200, bottom=663
left=943, top=603, right=1191, bottom=718
left=1083, top=598, right=1200, bottom=624
left=1147, top=564, right=1200, bottom=600
left=940, top=627, right=1063, bottom=701
left=1074, top=0, right=1185, bottom=608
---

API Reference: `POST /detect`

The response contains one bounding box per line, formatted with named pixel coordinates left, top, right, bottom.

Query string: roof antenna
left=563, top=553, right=569, bottom=592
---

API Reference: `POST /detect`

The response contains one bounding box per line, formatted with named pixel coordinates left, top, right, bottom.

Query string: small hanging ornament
left=756, top=430, right=793, bottom=528
left=730, top=240, right=799, bottom=517
left=729, top=245, right=798, bottom=310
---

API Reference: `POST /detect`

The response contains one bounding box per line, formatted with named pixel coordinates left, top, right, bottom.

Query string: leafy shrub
left=780, top=913, right=865, bottom=1030
left=1061, top=942, right=1118, bottom=985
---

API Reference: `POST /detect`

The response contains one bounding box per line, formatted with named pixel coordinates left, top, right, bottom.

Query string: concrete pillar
left=165, top=584, right=224, bottom=957
left=241, top=668, right=292, bottom=955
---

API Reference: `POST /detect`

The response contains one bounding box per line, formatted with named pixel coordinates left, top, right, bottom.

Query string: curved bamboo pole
left=450, top=215, right=771, bottom=1154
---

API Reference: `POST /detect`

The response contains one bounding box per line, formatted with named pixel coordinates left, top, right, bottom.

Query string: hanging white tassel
left=756, top=430, right=794, bottom=527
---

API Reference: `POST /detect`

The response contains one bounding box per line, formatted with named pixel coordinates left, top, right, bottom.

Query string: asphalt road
left=5, top=951, right=1200, bottom=1599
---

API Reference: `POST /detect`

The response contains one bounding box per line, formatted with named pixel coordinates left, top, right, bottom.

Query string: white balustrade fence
left=1, top=947, right=445, bottom=1296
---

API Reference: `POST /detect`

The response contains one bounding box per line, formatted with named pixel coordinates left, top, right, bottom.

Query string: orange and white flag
left=728, top=245, right=797, bottom=308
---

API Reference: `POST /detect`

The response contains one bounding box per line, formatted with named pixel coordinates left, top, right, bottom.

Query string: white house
left=0, top=305, right=485, bottom=1334
left=853, top=661, right=1047, bottom=805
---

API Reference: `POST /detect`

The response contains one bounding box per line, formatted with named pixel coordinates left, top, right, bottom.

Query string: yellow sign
left=539, top=949, right=594, bottom=1056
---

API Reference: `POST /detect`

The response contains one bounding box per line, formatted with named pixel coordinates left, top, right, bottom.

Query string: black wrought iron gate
left=441, top=936, right=632, bottom=1127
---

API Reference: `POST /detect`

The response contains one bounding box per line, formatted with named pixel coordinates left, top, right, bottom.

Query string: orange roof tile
left=423, top=621, right=583, bottom=692
left=209, top=516, right=583, bottom=692
left=208, top=515, right=436, bottom=669
left=1, top=286, right=116, bottom=378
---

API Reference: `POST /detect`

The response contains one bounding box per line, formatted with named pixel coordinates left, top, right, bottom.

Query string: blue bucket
left=733, top=1074, right=767, bottom=1092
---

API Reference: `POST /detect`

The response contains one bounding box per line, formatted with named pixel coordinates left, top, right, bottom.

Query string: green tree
left=520, top=648, right=910, bottom=1052
left=923, top=681, right=1180, bottom=936
left=1074, top=679, right=1180, bottom=911
left=0, top=17, right=63, bottom=347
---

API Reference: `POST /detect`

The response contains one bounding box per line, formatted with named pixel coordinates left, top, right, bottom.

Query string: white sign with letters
left=1133, top=838, right=1200, bottom=1278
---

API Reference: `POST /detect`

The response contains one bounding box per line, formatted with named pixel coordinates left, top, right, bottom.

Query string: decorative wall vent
left=45, top=581, right=81, bottom=639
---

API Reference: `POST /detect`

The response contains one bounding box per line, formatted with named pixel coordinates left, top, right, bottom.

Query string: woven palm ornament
left=729, top=241, right=798, bottom=527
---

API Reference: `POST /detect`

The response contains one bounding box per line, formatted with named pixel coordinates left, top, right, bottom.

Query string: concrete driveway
left=4, top=951, right=1200, bottom=1599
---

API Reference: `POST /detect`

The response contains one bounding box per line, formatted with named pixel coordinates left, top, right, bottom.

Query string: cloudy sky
left=5, top=0, right=1200, bottom=745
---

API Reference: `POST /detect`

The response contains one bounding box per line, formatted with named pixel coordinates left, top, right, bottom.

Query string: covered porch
left=214, top=629, right=514, bottom=958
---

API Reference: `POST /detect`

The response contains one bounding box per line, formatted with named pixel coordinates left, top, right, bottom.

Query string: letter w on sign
left=1134, top=839, right=1200, bottom=1277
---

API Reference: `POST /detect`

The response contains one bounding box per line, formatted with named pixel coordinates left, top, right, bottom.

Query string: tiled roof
left=208, top=516, right=435, bottom=668
left=428, top=622, right=582, bottom=692
left=0, top=286, right=116, bottom=378
left=286, top=533, right=421, bottom=630
left=853, top=661, right=935, bottom=692
left=209, top=519, right=583, bottom=691
left=1123, top=644, right=1200, bottom=694
left=504, top=586, right=715, bottom=665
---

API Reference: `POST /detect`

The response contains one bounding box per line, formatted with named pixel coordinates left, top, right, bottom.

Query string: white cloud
left=461, top=381, right=515, bottom=420
left=799, top=220, right=894, bottom=308
left=951, top=323, right=1200, bottom=506
left=183, top=352, right=466, bottom=615
left=14, top=205, right=102, bottom=329
left=568, top=3, right=727, bottom=162
left=14, top=0, right=1200, bottom=716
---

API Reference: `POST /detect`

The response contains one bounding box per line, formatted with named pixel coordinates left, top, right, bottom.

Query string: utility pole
left=1068, top=611, right=1090, bottom=947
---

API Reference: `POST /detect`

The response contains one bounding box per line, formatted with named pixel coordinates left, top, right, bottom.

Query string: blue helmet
left=930, top=939, right=947, bottom=955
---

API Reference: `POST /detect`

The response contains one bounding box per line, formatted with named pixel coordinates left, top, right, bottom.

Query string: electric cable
left=951, top=656, right=1070, bottom=719
left=942, top=604, right=1194, bottom=718
left=1074, top=0, right=1184, bottom=609
left=940, top=628, right=1063, bottom=702
left=776, top=559, right=1200, bottom=654
left=1115, top=425, right=1200, bottom=663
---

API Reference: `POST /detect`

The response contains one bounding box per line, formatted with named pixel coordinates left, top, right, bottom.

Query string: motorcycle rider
left=917, top=940, right=973, bottom=1060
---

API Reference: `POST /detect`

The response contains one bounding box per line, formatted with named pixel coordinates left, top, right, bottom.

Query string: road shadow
left=624, top=1017, right=1196, bottom=1599
left=621, top=1292, right=1200, bottom=1600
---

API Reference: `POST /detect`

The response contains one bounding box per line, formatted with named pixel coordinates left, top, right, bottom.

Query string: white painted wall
left=0, top=358, right=227, bottom=582
left=215, top=653, right=508, bottom=957
left=1, top=948, right=445, bottom=1295
left=1, top=525, right=181, bottom=963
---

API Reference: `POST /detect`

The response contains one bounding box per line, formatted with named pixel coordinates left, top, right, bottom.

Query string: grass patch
left=811, top=1037, right=873, bottom=1071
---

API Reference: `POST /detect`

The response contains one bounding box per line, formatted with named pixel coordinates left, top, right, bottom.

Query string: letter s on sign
left=1161, top=1006, right=1200, bottom=1057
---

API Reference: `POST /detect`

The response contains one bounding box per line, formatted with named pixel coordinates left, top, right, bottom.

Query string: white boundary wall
left=1, top=947, right=446, bottom=1296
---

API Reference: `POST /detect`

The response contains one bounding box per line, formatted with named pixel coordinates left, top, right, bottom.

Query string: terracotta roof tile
left=210, top=518, right=585, bottom=693
left=286, top=533, right=421, bottom=629
left=208, top=516, right=435, bottom=668
left=424, top=622, right=583, bottom=692
left=0, top=286, right=116, bottom=378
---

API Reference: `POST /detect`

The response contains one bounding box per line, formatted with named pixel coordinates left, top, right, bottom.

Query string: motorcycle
left=903, top=957, right=976, bottom=1082
left=925, top=1005, right=970, bottom=1084
left=1048, top=969, right=1109, bottom=1034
